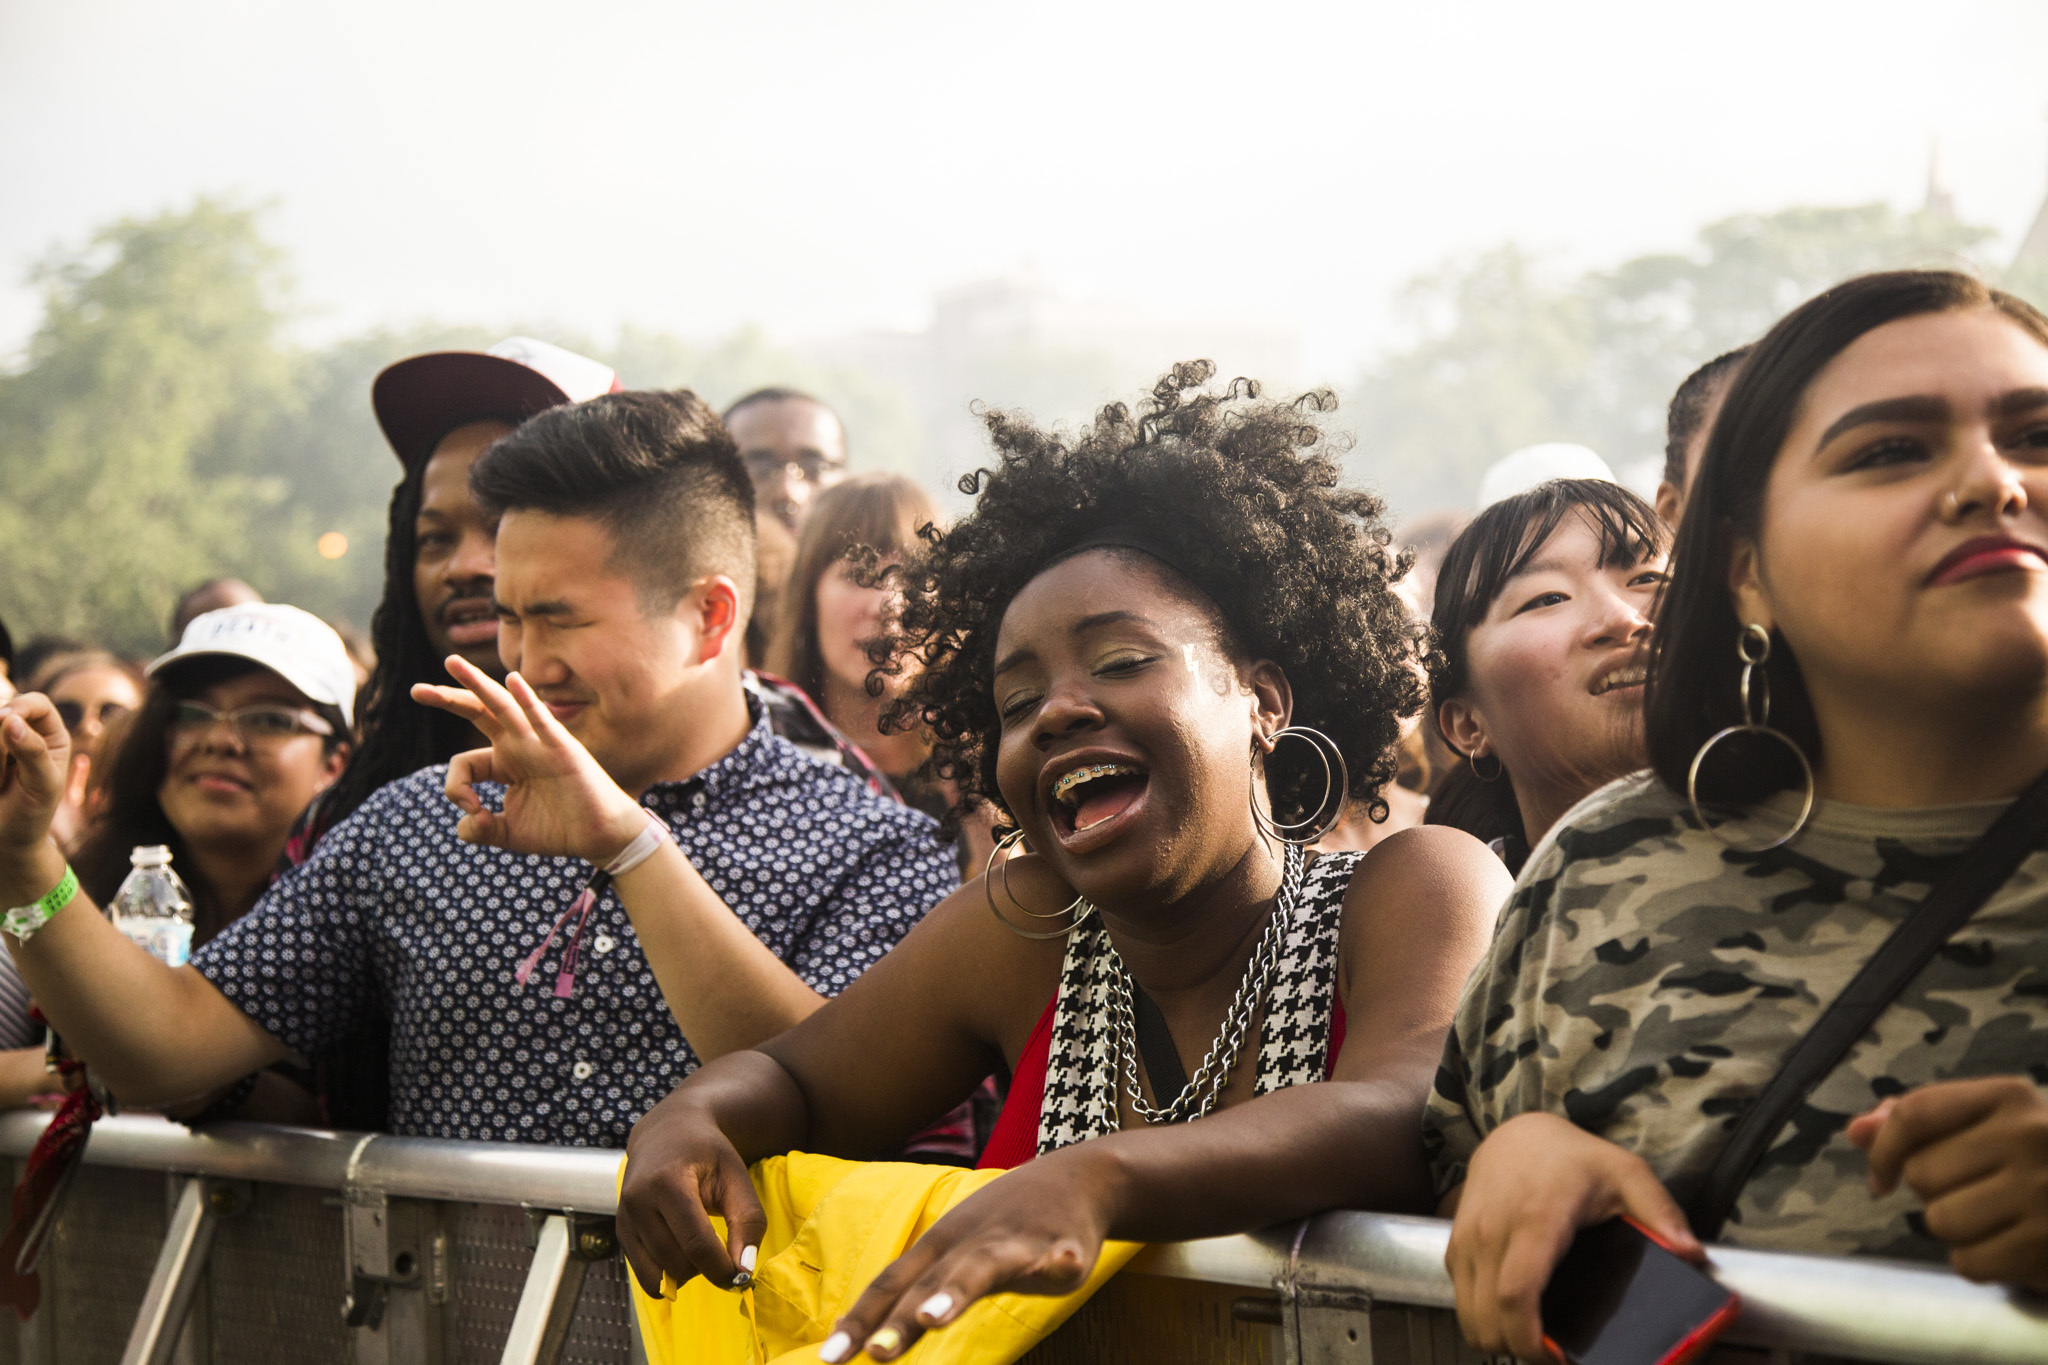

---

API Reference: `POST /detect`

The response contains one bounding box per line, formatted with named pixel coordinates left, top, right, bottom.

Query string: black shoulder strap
left=1130, top=984, right=1191, bottom=1120
left=1686, top=767, right=2048, bottom=1240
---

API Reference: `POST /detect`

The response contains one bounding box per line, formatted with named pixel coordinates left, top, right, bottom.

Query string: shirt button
left=572, top=1060, right=594, bottom=1081
left=593, top=934, right=615, bottom=955
left=691, top=792, right=706, bottom=810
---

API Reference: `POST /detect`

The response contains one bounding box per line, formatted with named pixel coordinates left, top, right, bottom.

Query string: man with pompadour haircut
left=0, top=388, right=956, bottom=1149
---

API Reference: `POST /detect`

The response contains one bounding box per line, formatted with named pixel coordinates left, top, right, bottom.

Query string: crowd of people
left=0, top=268, right=2042, bottom=1361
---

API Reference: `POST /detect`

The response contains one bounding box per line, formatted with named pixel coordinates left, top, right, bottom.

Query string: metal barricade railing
left=0, top=1112, right=2042, bottom=1365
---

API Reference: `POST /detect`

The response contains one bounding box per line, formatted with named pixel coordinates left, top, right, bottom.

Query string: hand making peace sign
left=412, top=656, right=648, bottom=868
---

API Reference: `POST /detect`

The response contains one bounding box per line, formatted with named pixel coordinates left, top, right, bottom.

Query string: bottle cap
left=130, top=845, right=173, bottom=868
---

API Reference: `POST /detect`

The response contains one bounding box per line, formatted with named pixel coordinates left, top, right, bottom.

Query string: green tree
left=266, top=322, right=498, bottom=630
left=1350, top=203, right=1997, bottom=517
left=0, top=200, right=339, bottom=654
left=1346, top=248, right=1602, bottom=514
left=0, top=198, right=942, bottom=657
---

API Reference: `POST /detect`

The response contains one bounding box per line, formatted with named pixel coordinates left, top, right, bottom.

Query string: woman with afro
left=617, top=362, right=1509, bottom=1360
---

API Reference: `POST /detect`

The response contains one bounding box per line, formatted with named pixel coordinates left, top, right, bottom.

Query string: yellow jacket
left=629, top=1153, right=1140, bottom=1364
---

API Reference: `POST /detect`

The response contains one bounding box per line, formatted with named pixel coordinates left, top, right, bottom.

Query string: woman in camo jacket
left=1425, top=270, right=2048, bottom=1361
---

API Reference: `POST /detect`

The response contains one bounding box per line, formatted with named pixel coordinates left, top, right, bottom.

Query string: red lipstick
left=1925, top=536, right=2048, bottom=587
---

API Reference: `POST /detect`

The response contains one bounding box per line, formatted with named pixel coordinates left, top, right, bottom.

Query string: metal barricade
left=0, top=1113, right=2042, bottom=1365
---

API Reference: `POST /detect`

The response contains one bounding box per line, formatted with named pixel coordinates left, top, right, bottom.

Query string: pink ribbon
left=515, top=874, right=607, bottom=999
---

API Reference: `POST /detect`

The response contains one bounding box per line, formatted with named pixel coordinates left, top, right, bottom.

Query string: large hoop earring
left=1250, top=726, right=1349, bottom=847
left=1469, top=751, right=1505, bottom=783
left=983, top=827, right=1095, bottom=939
left=1686, top=623, right=1815, bottom=853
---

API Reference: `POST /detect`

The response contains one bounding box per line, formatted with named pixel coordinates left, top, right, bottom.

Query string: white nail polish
left=917, top=1291, right=954, bottom=1322
left=819, top=1330, right=853, bottom=1363
left=740, top=1245, right=758, bottom=1273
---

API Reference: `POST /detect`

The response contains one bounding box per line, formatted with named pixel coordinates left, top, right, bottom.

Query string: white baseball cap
left=1475, top=443, right=1618, bottom=510
left=371, top=336, right=622, bottom=469
left=149, top=604, right=358, bottom=728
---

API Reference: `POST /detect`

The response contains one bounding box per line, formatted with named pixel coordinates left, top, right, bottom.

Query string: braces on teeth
left=1052, top=763, right=1141, bottom=805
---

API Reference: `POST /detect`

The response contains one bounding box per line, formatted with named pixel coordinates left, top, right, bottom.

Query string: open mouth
left=1049, top=761, right=1150, bottom=839
left=1590, top=666, right=1647, bottom=697
left=442, top=598, right=498, bottom=647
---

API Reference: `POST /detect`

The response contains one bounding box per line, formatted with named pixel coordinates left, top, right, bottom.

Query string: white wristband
left=602, top=812, right=672, bottom=878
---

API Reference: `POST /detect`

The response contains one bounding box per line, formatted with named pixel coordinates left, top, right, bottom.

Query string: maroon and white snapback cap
left=372, top=337, right=623, bottom=468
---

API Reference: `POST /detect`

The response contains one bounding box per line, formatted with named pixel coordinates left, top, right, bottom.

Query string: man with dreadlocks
left=298, top=337, right=623, bottom=854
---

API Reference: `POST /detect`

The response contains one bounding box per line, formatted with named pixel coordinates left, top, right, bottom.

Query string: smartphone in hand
left=1539, top=1217, right=1740, bottom=1365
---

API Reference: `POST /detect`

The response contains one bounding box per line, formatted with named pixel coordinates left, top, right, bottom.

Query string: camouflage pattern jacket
left=1423, top=772, right=2048, bottom=1261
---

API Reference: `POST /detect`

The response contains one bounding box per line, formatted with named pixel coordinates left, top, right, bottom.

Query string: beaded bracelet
left=3, top=865, right=79, bottom=944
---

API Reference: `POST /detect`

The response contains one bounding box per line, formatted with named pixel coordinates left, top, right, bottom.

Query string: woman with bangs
left=1427, top=270, right=2048, bottom=1361
left=1426, top=478, right=1670, bottom=872
left=612, top=362, right=1510, bottom=1361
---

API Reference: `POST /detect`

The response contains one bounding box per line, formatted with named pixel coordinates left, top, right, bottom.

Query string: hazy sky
left=5, top=0, right=2046, bottom=379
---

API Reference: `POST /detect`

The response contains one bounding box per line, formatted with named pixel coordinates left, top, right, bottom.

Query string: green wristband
left=4, top=865, right=79, bottom=943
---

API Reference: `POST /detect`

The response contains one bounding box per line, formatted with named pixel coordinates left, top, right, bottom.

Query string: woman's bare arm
left=616, top=871, right=1063, bottom=1293
left=822, top=825, right=1508, bottom=1361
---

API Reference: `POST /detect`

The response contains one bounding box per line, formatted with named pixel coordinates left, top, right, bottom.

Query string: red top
left=977, top=996, right=1349, bottom=1170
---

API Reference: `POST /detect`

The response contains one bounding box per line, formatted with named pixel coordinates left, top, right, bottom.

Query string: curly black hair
left=876, top=360, right=1428, bottom=830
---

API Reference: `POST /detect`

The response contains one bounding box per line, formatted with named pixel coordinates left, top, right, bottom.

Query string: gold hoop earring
left=983, top=826, right=1095, bottom=940
left=1686, top=623, right=1815, bottom=852
left=1469, top=751, right=1505, bottom=783
left=1250, top=726, right=1348, bottom=847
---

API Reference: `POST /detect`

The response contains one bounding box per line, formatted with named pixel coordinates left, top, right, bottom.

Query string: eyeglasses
left=55, top=699, right=132, bottom=733
left=743, top=450, right=848, bottom=487
left=168, top=701, right=334, bottom=752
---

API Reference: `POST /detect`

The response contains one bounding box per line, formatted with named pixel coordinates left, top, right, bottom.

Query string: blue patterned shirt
left=191, top=702, right=956, bottom=1146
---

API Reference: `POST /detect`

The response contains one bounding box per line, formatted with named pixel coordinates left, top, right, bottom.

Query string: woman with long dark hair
left=611, top=363, right=1508, bottom=1361
left=1425, top=479, right=1669, bottom=870
left=1427, top=270, right=2048, bottom=1360
left=75, top=609, right=353, bottom=940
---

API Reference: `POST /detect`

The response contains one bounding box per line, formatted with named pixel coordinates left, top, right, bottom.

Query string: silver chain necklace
left=1104, top=843, right=1305, bottom=1126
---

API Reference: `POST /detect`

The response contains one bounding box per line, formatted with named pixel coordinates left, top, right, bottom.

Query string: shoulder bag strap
left=1686, top=767, right=2048, bottom=1240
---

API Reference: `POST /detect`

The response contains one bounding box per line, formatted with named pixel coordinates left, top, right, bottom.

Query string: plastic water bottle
left=109, top=846, right=195, bottom=968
